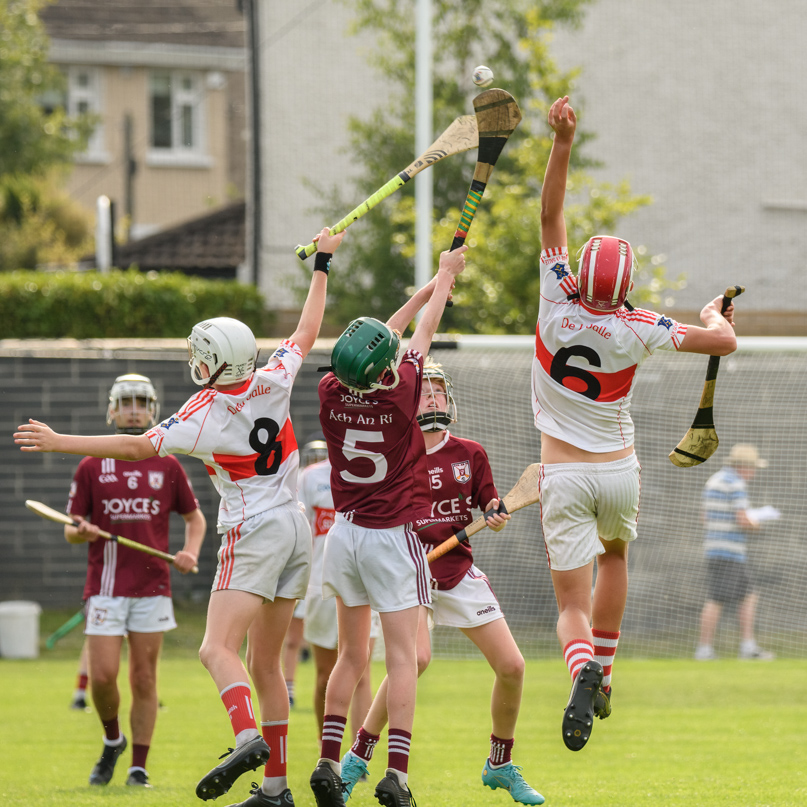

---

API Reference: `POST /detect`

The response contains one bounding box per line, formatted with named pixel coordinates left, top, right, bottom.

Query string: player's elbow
left=713, top=331, right=738, bottom=356
left=121, top=435, right=157, bottom=461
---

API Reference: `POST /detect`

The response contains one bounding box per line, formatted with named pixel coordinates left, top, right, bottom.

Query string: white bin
left=0, top=601, right=42, bottom=659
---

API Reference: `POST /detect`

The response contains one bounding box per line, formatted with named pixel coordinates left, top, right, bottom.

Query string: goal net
left=425, top=337, right=807, bottom=660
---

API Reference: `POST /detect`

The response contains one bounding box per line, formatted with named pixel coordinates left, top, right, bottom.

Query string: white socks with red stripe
left=563, top=638, right=594, bottom=680
left=592, top=628, right=620, bottom=691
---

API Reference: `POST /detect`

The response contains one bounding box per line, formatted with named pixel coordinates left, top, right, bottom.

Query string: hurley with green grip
left=295, top=114, right=479, bottom=260
left=449, top=88, right=522, bottom=251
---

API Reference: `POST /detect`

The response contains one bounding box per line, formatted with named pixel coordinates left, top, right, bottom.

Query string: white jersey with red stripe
left=146, top=340, right=303, bottom=530
left=532, top=247, right=687, bottom=451
left=298, top=459, right=335, bottom=595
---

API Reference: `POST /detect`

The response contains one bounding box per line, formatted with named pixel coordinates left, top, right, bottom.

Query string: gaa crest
left=451, top=461, right=471, bottom=484
left=148, top=471, right=165, bottom=490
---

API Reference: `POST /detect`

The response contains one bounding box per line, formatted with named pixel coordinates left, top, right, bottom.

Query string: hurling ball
left=472, top=65, right=494, bottom=87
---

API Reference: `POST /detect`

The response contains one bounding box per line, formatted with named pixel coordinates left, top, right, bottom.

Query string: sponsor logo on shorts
left=89, top=608, right=107, bottom=626
left=477, top=605, right=497, bottom=616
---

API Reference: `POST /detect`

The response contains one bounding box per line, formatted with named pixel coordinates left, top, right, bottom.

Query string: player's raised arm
left=385, top=275, right=441, bottom=336
left=541, top=95, right=577, bottom=251
left=407, top=246, right=467, bottom=357
left=14, top=419, right=156, bottom=460
left=289, top=227, right=345, bottom=358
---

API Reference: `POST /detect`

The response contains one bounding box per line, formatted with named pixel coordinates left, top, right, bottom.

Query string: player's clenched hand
left=700, top=296, right=736, bottom=328
left=172, top=550, right=199, bottom=574
left=438, top=244, right=468, bottom=277
left=14, top=419, right=60, bottom=452
left=548, top=95, right=576, bottom=141
left=484, top=498, right=511, bottom=532
left=74, top=518, right=102, bottom=543
left=312, top=227, right=346, bottom=254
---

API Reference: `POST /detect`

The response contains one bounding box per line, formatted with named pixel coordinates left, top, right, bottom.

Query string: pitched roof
left=40, top=0, right=246, bottom=49
left=114, top=200, right=245, bottom=274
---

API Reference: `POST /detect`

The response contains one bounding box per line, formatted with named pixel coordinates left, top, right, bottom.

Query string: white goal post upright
left=425, top=336, right=807, bottom=660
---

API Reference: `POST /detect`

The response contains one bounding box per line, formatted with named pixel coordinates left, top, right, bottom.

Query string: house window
left=149, top=71, right=206, bottom=160
left=66, top=66, right=106, bottom=161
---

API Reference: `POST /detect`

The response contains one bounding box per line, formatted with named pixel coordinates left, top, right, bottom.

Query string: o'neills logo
left=477, top=605, right=497, bottom=616
left=227, top=384, right=271, bottom=414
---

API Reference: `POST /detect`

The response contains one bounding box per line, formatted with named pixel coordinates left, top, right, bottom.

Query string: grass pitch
left=0, top=608, right=804, bottom=806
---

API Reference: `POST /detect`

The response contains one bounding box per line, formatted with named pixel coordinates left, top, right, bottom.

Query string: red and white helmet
left=577, top=235, right=636, bottom=313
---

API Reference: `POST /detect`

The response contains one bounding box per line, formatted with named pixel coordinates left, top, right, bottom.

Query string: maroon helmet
left=577, top=235, right=636, bottom=313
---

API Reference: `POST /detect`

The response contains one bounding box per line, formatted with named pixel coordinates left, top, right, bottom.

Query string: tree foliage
left=302, top=0, right=680, bottom=334
left=0, top=0, right=95, bottom=269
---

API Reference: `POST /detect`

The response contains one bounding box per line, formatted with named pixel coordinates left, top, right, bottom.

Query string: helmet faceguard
left=577, top=235, right=636, bottom=313
left=107, top=373, right=159, bottom=434
left=416, top=363, right=457, bottom=432
left=187, top=317, right=257, bottom=387
left=301, top=432, right=329, bottom=467
left=331, top=317, right=401, bottom=392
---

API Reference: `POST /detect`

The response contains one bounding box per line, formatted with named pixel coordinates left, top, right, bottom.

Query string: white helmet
left=187, top=317, right=257, bottom=387
left=106, top=373, right=159, bottom=434
left=416, top=362, right=457, bottom=432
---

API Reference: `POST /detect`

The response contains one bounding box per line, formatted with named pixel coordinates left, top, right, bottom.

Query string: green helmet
left=331, top=317, right=401, bottom=391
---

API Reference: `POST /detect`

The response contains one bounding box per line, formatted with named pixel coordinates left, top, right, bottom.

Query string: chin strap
left=204, top=362, right=229, bottom=388
left=417, top=411, right=453, bottom=432
left=369, top=364, right=400, bottom=392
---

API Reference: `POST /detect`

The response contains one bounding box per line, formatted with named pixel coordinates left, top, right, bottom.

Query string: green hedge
left=0, top=269, right=273, bottom=338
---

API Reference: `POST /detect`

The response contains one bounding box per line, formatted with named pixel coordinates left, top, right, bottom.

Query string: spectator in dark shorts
left=695, top=444, right=777, bottom=660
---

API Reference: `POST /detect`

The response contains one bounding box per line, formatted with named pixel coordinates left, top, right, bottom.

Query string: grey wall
left=551, top=0, right=807, bottom=324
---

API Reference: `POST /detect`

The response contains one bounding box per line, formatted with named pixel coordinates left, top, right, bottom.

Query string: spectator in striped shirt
left=695, top=444, right=775, bottom=661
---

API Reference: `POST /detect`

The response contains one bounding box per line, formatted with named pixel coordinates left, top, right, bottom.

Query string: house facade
left=40, top=0, right=247, bottom=241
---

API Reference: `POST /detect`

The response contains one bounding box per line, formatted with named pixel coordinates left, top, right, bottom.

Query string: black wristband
left=314, top=252, right=332, bottom=275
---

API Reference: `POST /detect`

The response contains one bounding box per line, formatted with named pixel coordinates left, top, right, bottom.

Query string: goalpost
left=426, top=336, right=807, bottom=660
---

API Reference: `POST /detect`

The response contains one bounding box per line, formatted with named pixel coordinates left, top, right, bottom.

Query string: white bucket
left=0, top=601, right=42, bottom=659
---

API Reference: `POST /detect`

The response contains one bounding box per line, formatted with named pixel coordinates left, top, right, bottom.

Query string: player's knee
left=90, top=669, right=117, bottom=690
left=198, top=640, right=216, bottom=671
left=495, top=651, right=525, bottom=685
left=416, top=649, right=432, bottom=676
left=130, top=674, right=157, bottom=700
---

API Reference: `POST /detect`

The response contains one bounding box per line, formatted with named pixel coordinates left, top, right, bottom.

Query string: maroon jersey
left=318, top=349, right=430, bottom=529
left=415, top=432, right=498, bottom=590
left=67, top=455, right=199, bottom=599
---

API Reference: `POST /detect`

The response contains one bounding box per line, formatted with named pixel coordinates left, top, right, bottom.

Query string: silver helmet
left=106, top=373, right=159, bottom=435
left=416, top=362, right=457, bottom=432
left=301, top=432, right=329, bottom=467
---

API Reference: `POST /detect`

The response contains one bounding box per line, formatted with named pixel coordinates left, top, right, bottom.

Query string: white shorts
left=539, top=454, right=641, bottom=571
left=292, top=599, right=306, bottom=620
left=304, top=593, right=382, bottom=650
left=322, top=515, right=430, bottom=612
left=85, top=595, right=176, bottom=636
left=213, top=501, right=312, bottom=601
left=426, top=566, right=503, bottom=629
